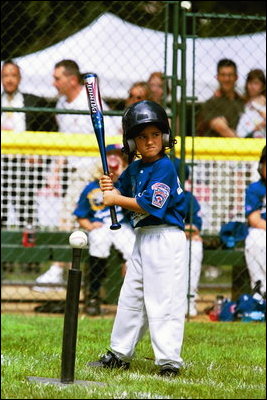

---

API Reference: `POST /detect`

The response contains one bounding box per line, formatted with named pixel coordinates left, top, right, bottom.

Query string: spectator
left=236, top=69, right=266, bottom=138
left=52, top=58, right=121, bottom=195
left=87, top=100, right=188, bottom=377
left=173, top=158, right=203, bottom=317
left=1, top=59, right=57, bottom=274
left=1, top=59, right=58, bottom=229
left=73, top=144, right=135, bottom=316
left=32, top=152, right=93, bottom=294
left=51, top=59, right=120, bottom=193
left=147, top=71, right=178, bottom=135
left=33, top=69, right=152, bottom=295
left=147, top=71, right=170, bottom=106
left=53, top=59, right=119, bottom=138
left=125, top=81, right=151, bottom=107
left=244, top=145, right=266, bottom=296
left=1, top=59, right=57, bottom=133
left=32, top=144, right=135, bottom=309
left=196, top=59, right=244, bottom=137
left=113, top=81, right=152, bottom=136
left=33, top=60, right=123, bottom=287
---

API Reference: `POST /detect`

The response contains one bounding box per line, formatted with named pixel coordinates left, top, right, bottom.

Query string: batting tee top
left=117, top=155, right=186, bottom=229
left=245, top=179, right=266, bottom=221
left=73, top=180, right=129, bottom=225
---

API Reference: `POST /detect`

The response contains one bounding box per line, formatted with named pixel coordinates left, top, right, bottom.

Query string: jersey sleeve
left=117, top=168, right=135, bottom=197
left=184, top=192, right=202, bottom=231
left=245, top=182, right=265, bottom=217
left=117, top=169, right=128, bottom=195
left=73, top=183, right=99, bottom=220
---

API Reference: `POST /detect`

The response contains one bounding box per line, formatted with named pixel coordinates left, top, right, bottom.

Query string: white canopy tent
left=4, top=12, right=266, bottom=103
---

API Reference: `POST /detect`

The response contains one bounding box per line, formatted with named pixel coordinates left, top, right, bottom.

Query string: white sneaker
left=32, top=265, right=64, bottom=292
left=188, top=303, right=198, bottom=317
left=186, top=299, right=198, bottom=317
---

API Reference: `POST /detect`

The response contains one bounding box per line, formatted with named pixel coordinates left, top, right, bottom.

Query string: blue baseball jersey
left=117, top=155, right=186, bottom=229
left=184, top=191, right=202, bottom=231
left=73, top=180, right=128, bottom=224
left=245, top=179, right=266, bottom=220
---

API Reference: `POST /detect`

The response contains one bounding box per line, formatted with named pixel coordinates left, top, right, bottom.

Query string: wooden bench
left=202, top=235, right=250, bottom=300
left=1, top=230, right=80, bottom=263
left=1, top=230, right=124, bottom=305
left=1, top=230, right=250, bottom=302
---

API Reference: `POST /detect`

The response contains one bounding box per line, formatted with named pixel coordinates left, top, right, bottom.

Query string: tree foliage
left=1, top=1, right=266, bottom=59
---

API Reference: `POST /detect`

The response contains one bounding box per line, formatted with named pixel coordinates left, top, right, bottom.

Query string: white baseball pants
left=245, top=227, right=266, bottom=294
left=187, top=239, right=204, bottom=297
left=88, top=222, right=135, bottom=260
left=110, top=225, right=188, bottom=369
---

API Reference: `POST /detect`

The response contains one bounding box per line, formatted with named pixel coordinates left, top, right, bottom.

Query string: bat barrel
left=84, top=72, right=121, bottom=230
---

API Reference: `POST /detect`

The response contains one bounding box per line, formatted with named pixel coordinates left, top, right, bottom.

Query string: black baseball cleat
left=84, top=298, right=101, bottom=316
left=87, top=350, right=130, bottom=370
left=159, top=364, right=180, bottom=377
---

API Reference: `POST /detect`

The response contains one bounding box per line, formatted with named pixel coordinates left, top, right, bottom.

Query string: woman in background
left=236, top=69, right=266, bottom=138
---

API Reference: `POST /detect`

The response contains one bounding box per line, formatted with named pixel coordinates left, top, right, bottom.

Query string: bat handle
left=109, top=206, right=121, bottom=230
left=103, top=168, right=121, bottom=230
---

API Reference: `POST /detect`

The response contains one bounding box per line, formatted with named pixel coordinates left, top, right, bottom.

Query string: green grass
left=1, top=314, right=266, bottom=399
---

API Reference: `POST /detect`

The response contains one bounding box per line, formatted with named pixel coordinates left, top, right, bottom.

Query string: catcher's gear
left=122, top=100, right=173, bottom=155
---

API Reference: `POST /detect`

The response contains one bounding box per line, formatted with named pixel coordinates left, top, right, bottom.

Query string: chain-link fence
left=1, top=1, right=266, bottom=316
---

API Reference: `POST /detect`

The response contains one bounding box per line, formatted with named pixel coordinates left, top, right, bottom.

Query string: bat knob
left=110, top=222, right=121, bottom=230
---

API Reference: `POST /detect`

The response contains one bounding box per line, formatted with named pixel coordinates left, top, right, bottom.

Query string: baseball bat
left=84, top=73, right=121, bottom=230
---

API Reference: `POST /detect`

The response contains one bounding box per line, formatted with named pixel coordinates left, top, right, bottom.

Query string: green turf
left=1, top=314, right=266, bottom=399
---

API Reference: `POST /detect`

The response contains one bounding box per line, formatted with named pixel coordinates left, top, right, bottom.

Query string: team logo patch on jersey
left=151, top=182, right=170, bottom=208
left=87, top=188, right=104, bottom=211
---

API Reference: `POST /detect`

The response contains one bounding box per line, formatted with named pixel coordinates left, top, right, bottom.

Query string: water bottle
left=22, top=220, right=36, bottom=248
left=209, top=295, right=224, bottom=321
left=226, top=235, right=235, bottom=248
left=241, top=311, right=265, bottom=322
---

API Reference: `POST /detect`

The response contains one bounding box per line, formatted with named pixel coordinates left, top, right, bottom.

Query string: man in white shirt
left=1, top=59, right=57, bottom=132
left=1, top=59, right=57, bottom=273
left=53, top=59, right=119, bottom=136
left=1, top=60, right=57, bottom=230
left=33, top=60, right=122, bottom=295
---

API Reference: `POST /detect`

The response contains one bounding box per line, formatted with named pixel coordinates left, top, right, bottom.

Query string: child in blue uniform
left=73, top=144, right=135, bottom=315
left=87, top=100, right=188, bottom=377
left=173, top=158, right=203, bottom=317
left=245, top=145, right=266, bottom=296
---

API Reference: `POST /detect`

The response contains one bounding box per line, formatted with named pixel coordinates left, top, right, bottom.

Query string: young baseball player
left=173, top=158, right=204, bottom=317
left=245, top=145, right=266, bottom=296
left=73, top=144, right=136, bottom=315
left=87, top=100, right=188, bottom=377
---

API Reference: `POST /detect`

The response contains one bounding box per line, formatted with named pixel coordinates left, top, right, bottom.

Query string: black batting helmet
left=122, top=100, right=173, bottom=155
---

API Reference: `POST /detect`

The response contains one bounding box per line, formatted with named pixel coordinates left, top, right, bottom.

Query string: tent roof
left=4, top=12, right=266, bottom=102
